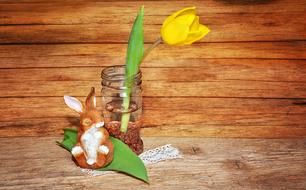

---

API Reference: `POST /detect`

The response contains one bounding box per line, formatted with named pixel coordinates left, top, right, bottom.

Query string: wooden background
left=0, top=0, right=305, bottom=189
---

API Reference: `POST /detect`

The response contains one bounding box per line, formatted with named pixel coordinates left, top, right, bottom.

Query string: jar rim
left=101, top=65, right=142, bottom=81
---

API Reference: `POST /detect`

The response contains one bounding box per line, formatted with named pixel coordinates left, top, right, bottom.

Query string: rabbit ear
left=85, top=87, right=96, bottom=109
left=64, top=96, right=83, bottom=113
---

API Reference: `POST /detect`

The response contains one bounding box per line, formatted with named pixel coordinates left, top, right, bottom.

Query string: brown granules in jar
left=105, top=121, right=143, bottom=155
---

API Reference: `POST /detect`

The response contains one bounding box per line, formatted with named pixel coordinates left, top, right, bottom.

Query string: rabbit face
left=80, top=110, right=102, bottom=131
left=64, top=87, right=106, bottom=132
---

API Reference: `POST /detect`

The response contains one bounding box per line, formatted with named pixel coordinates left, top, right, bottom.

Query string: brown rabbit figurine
left=64, top=87, right=114, bottom=169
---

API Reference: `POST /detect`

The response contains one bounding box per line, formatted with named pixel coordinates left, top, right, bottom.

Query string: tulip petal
left=160, top=6, right=210, bottom=46
left=162, top=7, right=196, bottom=28
left=175, top=14, right=196, bottom=27
left=162, top=15, right=176, bottom=29
left=190, top=16, right=200, bottom=32
left=172, top=6, right=196, bottom=18
left=181, top=24, right=210, bottom=45
left=199, top=24, right=210, bottom=37
left=161, top=20, right=189, bottom=45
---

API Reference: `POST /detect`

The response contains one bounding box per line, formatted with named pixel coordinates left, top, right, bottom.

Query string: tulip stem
left=142, top=37, right=162, bottom=62
left=121, top=37, right=162, bottom=133
left=120, top=37, right=162, bottom=133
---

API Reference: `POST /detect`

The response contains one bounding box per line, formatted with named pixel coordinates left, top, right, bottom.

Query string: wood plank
left=0, top=43, right=305, bottom=68
left=1, top=13, right=305, bottom=43
left=2, top=97, right=306, bottom=121
left=0, top=137, right=305, bottom=189
left=2, top=62, right=305, bottom=99
left=0, top=43, right=304, bottom=59
left=0, top=97, right=305, bottom=138
left=1, top=0, right=305, bottom=14
left=1, top=64, right=306, bottom=82
left=1, top=57, right=306, bottom=69
left=1, top=1, right=305, bottom=43
left=2, top=118, right=305, bottom=138
left=1, top=80, right=306, bottom=98
left=2, top=96, right=306, bottom=119
left=1, top=0, right=305, bottom=22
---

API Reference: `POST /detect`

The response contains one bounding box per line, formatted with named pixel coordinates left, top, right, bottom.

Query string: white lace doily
left=81, top=144, right=182, bottom=176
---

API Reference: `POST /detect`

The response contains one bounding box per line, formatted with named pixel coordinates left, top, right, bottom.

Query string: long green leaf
left=57, top=128, right=77, bottom=150
left=125, top=6, right=144, bottom=79
left=98, top=137, right=148, bottom=183
left=58, top=128, right=149, bottom=183
left=121, top=6, right=144, bottom=132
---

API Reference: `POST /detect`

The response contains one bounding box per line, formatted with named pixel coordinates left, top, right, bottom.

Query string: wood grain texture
left=1, top=64, right=306, bottom=82
left=0, top=137, right=305, bottom=189
left=0, top=0, right=306, bottom=139
left=0, top=1, right=305, bottom=43
left=1, top=97, right=305, bottom=137
left=0, top=43, right=305, bottom=60
left=1, top=14, right=305, bottom=43
left=2, top=80, right=306, bottom=98
left=1, top=64, right=306, bottom=99
left=1, top=0, right=306, bottom=189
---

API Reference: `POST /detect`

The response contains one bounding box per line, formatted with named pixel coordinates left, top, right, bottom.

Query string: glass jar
left=101, top=65, right=143, bottom=155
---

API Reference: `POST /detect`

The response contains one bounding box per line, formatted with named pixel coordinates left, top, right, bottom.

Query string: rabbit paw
left=71, top=146, right=83, bottom=156
left=98, top=145, right=109, bottom=154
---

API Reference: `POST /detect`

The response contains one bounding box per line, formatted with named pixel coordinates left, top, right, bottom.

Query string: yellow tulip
left=160, top=7, right=210, bottom=46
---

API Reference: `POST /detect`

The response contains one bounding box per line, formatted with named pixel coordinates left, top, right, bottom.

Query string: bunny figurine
left=64, top=87, right=114, bottom=169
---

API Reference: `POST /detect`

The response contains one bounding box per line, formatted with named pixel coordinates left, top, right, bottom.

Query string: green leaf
left=125, top=5, right=144, bottom=79
left=58, top=128, right=149, bottom=183
left=121, top=6, right=145, bottom=133
left=58, top=128, right=77, bottom=151
left=98, top=137, right=149, bottom=183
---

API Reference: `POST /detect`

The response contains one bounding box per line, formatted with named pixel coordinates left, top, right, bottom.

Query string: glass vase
left=101, top=65, right=143, bottom=155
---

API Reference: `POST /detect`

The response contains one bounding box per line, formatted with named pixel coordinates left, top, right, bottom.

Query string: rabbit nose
left=95, top=122, right=104, bottom=128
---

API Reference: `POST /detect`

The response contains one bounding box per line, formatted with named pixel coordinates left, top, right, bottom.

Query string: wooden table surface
left=0, top=0, right=306, bottom=189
